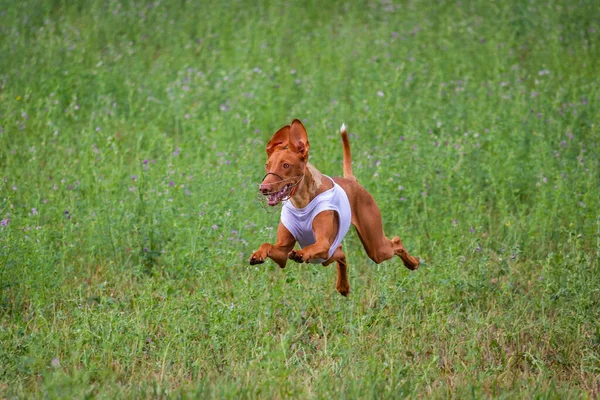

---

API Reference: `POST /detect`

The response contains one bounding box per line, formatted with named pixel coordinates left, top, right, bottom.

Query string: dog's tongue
left=267, top=195, right=280, bottom=206
left=265, top=184, right=291, bottom=206
left=267, top=192, right=284, bottom=206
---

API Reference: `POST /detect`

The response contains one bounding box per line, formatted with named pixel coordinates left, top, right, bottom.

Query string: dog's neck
left=289, top=162, right=332, bottom=208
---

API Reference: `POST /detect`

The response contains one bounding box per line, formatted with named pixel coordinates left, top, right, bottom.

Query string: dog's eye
left=283, top=163, right=290, bottom=169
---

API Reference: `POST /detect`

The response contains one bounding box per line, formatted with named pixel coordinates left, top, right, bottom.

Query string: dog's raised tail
left=340, top=123, right=358, bottom=182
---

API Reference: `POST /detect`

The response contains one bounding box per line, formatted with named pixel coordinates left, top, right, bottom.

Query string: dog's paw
left=249, top=252, right=266, bottom=265
left=336, top=284, right=350, bottom=297
left=288, top=249, right=306, bottom=263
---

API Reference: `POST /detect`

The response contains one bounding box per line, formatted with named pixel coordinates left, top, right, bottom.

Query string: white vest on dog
left=280, top=176, right=352, bottom=263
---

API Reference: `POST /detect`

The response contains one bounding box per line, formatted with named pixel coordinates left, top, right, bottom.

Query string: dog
left=249, top=119, right=420, bottom=296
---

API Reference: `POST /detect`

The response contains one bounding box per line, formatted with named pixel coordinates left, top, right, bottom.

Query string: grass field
left=1, top=0, right=599, bottom=398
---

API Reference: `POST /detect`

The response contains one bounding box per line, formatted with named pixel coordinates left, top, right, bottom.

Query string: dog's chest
left=280, top=177, right=352, bottom=262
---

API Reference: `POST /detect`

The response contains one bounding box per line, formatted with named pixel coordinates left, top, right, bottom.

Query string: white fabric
left=280, top=176, right=352, bottom=263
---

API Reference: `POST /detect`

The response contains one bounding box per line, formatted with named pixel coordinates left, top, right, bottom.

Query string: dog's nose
left=259, top=183, right=270, bottom=194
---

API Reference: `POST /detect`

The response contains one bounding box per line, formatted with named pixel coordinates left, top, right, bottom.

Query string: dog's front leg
left=249, top=222, right=296, bottom=268
left=288, top=211, right=339, bottom=263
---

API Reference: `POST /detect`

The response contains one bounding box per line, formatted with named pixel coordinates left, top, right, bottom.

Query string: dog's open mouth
left=265, top=183, right=293, bottom=206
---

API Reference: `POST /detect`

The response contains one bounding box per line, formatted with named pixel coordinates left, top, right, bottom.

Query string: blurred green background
left=0, top=0, right=598, bottom=397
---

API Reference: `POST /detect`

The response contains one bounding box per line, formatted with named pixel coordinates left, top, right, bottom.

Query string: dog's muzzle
left=257, top=172, right=302, bottom=207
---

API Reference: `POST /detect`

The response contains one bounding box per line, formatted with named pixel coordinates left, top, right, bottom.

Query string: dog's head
left=259, top=119, right=310, bottom=206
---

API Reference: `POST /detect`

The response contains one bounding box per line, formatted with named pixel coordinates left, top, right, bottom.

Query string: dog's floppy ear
left=266, top=125, right=290, bottom=157
left=289, top=119, right=310, bottom=159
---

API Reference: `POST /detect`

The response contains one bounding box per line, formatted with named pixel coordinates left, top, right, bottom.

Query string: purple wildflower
left=31, top=208, right=38, bottom=215
left=1, top=218, right=10, bottom=226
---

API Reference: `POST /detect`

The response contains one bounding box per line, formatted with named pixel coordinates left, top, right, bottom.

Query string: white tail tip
left=340, top=123, right=347, bottom=133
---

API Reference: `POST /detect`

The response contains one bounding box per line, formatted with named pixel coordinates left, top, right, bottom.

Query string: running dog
left=249, top=119, right=419, bottom=296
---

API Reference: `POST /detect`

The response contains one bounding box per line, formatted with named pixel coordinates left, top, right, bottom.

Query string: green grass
left=1, top=0, right=599, bottom=397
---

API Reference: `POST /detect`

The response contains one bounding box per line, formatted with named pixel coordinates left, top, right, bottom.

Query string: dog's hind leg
left=351, top=192, right=420, bottom=270
left=390, top=236, right=420, bottom=270
left=323, top=246, right=350, bottom=296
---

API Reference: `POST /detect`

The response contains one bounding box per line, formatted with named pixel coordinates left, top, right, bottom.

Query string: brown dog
left=249, top=119, right=419, bottom=296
